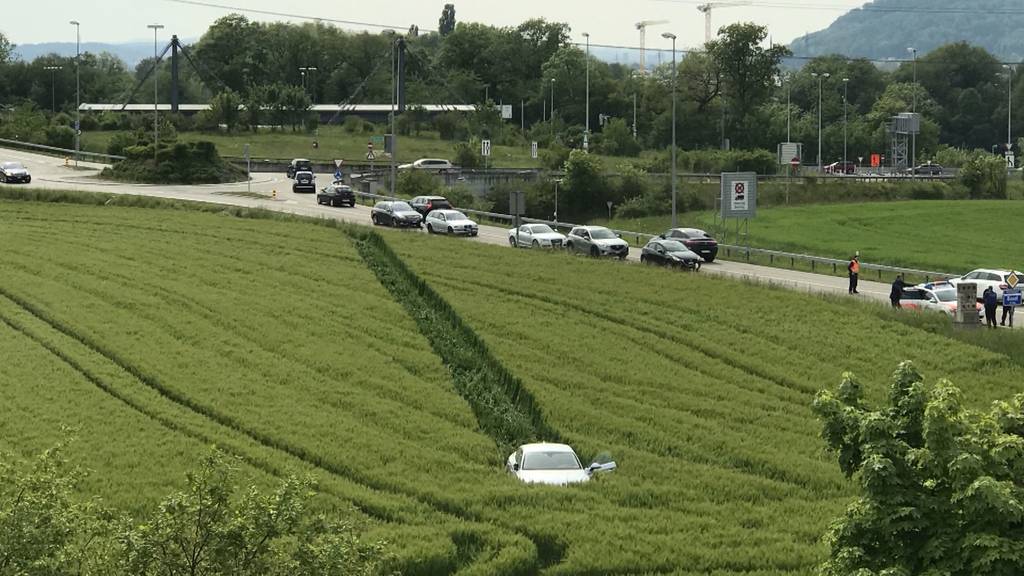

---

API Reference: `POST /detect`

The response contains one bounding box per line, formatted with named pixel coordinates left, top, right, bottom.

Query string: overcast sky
left=6, top=0, right=863, bottom=49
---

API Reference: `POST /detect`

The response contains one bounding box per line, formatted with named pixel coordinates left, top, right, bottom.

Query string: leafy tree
left=204, top=89, right=242, bottom=132
left=396, top=170, right=441, bottom=197
left=959, top=150, right=1008, bottom=199
left=0, top=31, right=13, bottom=63
left=706, top=23, right=791, bottom=147
left=813, top=361, right=1024, bottom=576
left=438, top=4, right=457, bottom=36
left=596, top=117, right=640, bottom=157
left=561, top=149, right=607, bottom=219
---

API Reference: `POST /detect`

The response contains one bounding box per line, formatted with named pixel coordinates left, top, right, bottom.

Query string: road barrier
left=347, top=188, right=958, bottom=283
left=0, top=138, right=124, bottom=164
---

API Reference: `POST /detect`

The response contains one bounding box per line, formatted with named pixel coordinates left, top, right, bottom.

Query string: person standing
left=983, top=286, right=999, bottom=328
left=1002, top=296, right=1016, bottom=327
left=848, top=253, right=860, bottom=295
left=890, top=274, right=908, bottom=308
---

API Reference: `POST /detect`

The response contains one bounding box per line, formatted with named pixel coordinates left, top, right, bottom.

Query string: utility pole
left=843, top=77, right=849, bottom=173
left=44, top=65, right=63, bottom=113
left=70, top=20, right=80, bottom=168
left=148, top=24, right=164, bottom=164
left=1005, top=64, right=1014, bottom=161
left=811, top=72, right=830, bottom=172
left=908, top=47, right=917, bottom=176
left=299, top=67, right=318, bottom=103
left=785, top=72, right=791, bottom=142
left=583, top=33, right=592, bottom=144
left=390, top=36, right=397, bottom=195
left=550, top=78, right=556, bottom=139
left=663, top=32, right=678, bottom=228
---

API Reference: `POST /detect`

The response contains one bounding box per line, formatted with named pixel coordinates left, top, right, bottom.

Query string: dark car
left=409, top=195, right=452, bottom=216
left=661, top=228, right=719, bottom=263
left=287, top=158, right=313, bottom=179
left=292, top=170, right=316, bottom=193
left=0, top=161, right=31, bottom=184
left=371, top=201, right=423, bottom=228
left=641, top=239, right=703, bottom=270
left=317, top=184, right=355, bottom=207
left=909, top=163, right=943, bottom=176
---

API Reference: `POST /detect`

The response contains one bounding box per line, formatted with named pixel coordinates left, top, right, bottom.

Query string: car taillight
left=999, top=284, right=1009, bottom=290
left=426, top=203, right=433, bottom=211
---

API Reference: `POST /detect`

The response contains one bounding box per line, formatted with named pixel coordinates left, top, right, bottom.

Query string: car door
left=435, top=212, right=447, bottom=232
left=519, top=225, right=533, bottom=247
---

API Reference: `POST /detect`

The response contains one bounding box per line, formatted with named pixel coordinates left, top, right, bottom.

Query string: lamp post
left=43, top=66, right=63, bottom=113
left=662, top=32, right=678, bottom=228
left=1004, top=64, right=1014, bottom=162
left=583, top=32, right=590, bottom=151
left=148, top=24, right=164, bottom=164
left=69, top=20, right=80, bottom=168
left=550, top=78, right=556, bottom=139
left=299, top=66, right=318, bottom=102
left=785, top=72, right=791, bottom=142
left=842, top=77, right=849, bottom=173
left=811, top=72, right=830, bottom=172
left=553, top=178, right=562, bottom=223
left=908, top=47, right=917, bottom=176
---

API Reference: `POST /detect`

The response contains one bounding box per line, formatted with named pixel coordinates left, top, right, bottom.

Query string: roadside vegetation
left=2, top=191, right=1022, bottom=574
left=100, top=137, right=246, bottom=184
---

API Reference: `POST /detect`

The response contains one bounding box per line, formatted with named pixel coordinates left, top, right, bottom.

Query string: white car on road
left=899, top=282, right=982, bottom=318
left=949, top=269, right=1022, bottom=301
left=508, top=224, right=566, bottom=249
left=565, top=226, right=630, bottom=259
left=425, top=210, right=479, bottom=236
left=398, top=158, right=454, bottom=173
left=506, top=443, right=617, bottom=486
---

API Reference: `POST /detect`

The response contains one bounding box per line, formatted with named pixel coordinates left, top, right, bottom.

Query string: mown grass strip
left=347, top=229, right=559, bottom=455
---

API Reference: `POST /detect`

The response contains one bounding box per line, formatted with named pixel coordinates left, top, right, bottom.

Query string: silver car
left=507, top=443, right=616, bottom=486
left=508, top=223, right=566, bottom=249
left=565, top=226, right=629, bottom=259
left=424, top=209, right=478, bottom=236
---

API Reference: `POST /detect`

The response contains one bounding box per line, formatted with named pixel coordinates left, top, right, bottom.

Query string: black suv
left=317, top=184, right=356, bottom=207
left=287, top=158, right=313, bottom=179
left=909, top=163, right=943, bottom=176
left=292, top=170, right=316, bottom=193
left=409, top=195, right=452, bottom=216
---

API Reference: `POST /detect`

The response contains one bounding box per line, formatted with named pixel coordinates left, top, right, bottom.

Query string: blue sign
left=1004, top=288, right=1023, bottom=307
left=334, top=169, right=343, bottom=182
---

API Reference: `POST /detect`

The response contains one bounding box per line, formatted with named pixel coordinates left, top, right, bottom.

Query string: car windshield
left=446, top=212, right=468, bottom=221
left=392, top=202, right=413, bottom=211
left=2, top=162, right=23, bottom=169
left=933, top=289, right=957, bottom=302
left=532, top=225, right=554, bottom=234
left=660, top=240, right=690, bottom=252
left=589, top=229, right=617, bottom=240
left=522, top=451, right=581, bottom=471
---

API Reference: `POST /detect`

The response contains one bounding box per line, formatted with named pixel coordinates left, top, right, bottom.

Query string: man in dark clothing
left=983, top=287, right=999, bottom=328
left=890, top=274, right=908, bottom=308
left=848, top=254, right=860, bottom=294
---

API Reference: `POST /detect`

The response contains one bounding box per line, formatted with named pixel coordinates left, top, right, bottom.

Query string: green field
left=2, top=195, right=1023, bottom=574
left=599, top=200, right=1024, bottom=274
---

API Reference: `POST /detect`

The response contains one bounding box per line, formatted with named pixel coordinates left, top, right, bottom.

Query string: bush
left=641, top=148, right=777, bottom=175
left=959, top=151, right=1008, bottom=199
left=453, top=141, right=481, bottom=169
left=79, top=113, right=100, bottom=132
left=107, top=131, right=145, bottom=157
left=434, top=112, right=467, bottom=141
left=396, top=170, right=442, bottom=197
left=44, top=125, right=75, bottom=149
left=342, top=115, right=368, bottom=134
left=101, top=140, right=245, bottom=184
left=540, top=143, right=570, bottom=171
left=596, top=118, right=641, bottom=157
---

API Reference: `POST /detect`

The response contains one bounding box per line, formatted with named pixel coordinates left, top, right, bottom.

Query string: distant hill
left=790, top=0, right=1024, bottom=62
left=12, top=42, right=173, bottom=67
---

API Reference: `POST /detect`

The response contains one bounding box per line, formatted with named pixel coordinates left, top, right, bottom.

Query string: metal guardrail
left=347, top=187, right=958, bottom=282
left=0, top=138, right=124, bottom=163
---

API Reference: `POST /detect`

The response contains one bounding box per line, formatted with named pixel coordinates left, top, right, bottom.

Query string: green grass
left=3, top=193, right=1023, bottom=574
left=598, top=200, right=1024, bottom=274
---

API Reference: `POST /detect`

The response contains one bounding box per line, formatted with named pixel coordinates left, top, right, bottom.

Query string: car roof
left=292, top=158, right=311, bottom=163
left=669, top=227, right=705, bottom=234
left=417, top=158, right=450, bottom=163
left=576, top=226, right=608, bottom=231
left=431, top=209, right=463, bottom=216
left=422, top=196, right=448, bottom=200
left=519, top=443, right=575, bottom=454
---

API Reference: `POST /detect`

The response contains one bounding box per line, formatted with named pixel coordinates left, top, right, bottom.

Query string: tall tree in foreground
left=813, top=361, right=1024, bottom=576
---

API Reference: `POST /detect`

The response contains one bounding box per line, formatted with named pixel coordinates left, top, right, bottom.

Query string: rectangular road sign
left=531, top=141, right=538, bottom=159
left=778, top=142, right=801, bottom=165
left=481, top=139, right=492, bottom=157
left=1004, top=288, right=1022, bottom=307
left=720, top=172, right=757, bottom=219
left=509, top=190, right=526, bottom=215
left=870, top=153, right=881, bottom=168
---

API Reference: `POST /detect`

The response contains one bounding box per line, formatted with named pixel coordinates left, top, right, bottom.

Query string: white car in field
left=508, top=223, right=566, bottom=249
left=397, top=158, right=454, bottom=173
left=949, top=268, right=1023, bottom=301
left=424, top=209, right=479, bottom=236
left=506, top=443, right=617, bottom=486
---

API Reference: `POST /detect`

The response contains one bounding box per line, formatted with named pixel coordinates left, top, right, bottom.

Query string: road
left=0, top=146, right=897, bottom=303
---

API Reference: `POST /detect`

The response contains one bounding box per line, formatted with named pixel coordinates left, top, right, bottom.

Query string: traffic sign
left=1008, top=272, right=1020, bottom=289
left=334, top=169, right=343, bottom=181
left=870, top=154, right=881, bottom=168
left=583, top=133, right=589, bottom=151
left=789, top=157, right=800, bottom=168
left=481, top=139, right=492, bottom=157
left=366, top=151, right=376, bottom=161
left=334, top=159, right=344, bottom=168
left=530, top=141, right=538, bottom=159
left=1004, top=288, right=1022, bottom=308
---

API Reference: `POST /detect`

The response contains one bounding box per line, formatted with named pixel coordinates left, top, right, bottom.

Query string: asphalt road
left=0, top=146, right=897, bottom=304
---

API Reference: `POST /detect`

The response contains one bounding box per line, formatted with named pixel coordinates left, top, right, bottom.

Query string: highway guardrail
left=0, top=138, right=124, bottom=164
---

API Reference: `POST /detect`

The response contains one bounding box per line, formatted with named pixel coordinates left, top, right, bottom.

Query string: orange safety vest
left=850, top=260, right=860, bottom=274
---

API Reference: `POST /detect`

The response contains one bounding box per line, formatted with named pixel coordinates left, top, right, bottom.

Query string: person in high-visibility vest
left=848, top=254, right=860, bottom=294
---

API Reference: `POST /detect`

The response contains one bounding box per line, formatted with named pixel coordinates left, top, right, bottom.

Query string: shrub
left=959, top=151, right=1007, bottom=199
left=107, top=131, right=145, bottom=157
left=396, top=170, right=441, bottom=198
left=540, top=143, right=570, bottom=171
left=44, top=125, right=75, bottom=149
left=101, top=140, right=245, bottom=184
left=343, top=115, right=368, bottom=134
left=78, top=113, right=100, bottom=132
left=596, top=118, right=641, bottom=157
left=434, top=112, right=467, bottom=141
left=453, top=141, right=481, bottom=169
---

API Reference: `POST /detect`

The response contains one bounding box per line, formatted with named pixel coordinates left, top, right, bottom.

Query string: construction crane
left=697, top=2, right=750, bottom=44
left=635, top=19, right=669, bottom=74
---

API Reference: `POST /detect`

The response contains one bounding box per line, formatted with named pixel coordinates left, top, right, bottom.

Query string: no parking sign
left=720, top=172, right=757, bottom=219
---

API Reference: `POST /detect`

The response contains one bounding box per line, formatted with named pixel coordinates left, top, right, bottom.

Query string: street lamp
left=583, top=32, right=590, bottom=151
left=553, top=177, right=563, bottom=223
left=69, top=20, right=80, bottom=168
left=43, top=65, right=63, bottom=113
left=1004, top=64, right=1014, bottom=161
left=662, top=31, right=678, bottom=228
left=299, top=66, right=318, bottom=102
left=908, top=47, right=917, bottom=175
left=148, top=24, right=164, bottom=163
left=811, top=72, right=830, bottom=172
left=842, top=77, right=849, bottom=173
left=550, top=78, right=556, bottom=121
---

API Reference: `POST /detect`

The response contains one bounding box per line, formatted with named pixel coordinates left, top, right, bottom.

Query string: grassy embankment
left=2, top=189, right=1023, bottom=574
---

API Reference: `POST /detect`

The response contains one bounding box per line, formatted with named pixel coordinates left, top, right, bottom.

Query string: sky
left=5, top=0, right=865, bottom=49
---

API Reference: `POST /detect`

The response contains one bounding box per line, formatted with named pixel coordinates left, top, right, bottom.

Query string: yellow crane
left=635, top=19, right=669, bottom=73
left=697, top=1, right=750, bottom=44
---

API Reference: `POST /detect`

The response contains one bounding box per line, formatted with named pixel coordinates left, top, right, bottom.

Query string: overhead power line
left=163, top=0, right=438, bottom=33
left=655, top=0, right=1024, bottom=16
